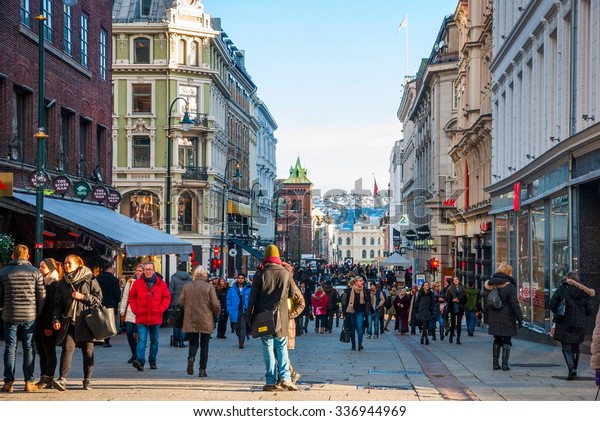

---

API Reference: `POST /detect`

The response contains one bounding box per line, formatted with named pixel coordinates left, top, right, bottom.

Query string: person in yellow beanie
left=247, top=245, right=297, bottom=391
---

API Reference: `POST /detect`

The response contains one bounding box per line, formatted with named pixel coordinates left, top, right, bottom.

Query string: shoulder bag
left=84, top=305, right=118, bottom=340
left=552, top=291, right=566, bottom=323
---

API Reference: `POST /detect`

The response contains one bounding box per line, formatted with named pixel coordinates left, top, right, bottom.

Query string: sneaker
left=24, top=381, right=38, bottom=392
left=279, top=380, right=299, bottom=391
left=149, top=362, right=157, bottom=369
left=262, top=384, right=282, bottom=391
left=1, top=381, right=14, bottom=393
left=35, top=376, right=50, bottom=389
left=291, top=371, right=301, bottom=383
left=187, top=358, right=194, bottom=375
left=52, top=378, right=67, bottom=392
left=82, top=379, right=92, bottom=390
left=132, top=360, right=144, bottom=371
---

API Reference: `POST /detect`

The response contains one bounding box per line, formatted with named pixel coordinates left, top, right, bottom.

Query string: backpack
left=487, top=287, right=503, bottom=310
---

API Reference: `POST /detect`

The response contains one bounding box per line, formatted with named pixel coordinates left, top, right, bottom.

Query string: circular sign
left=405, top=230, right=418, bottom=241
left=90, top=185, right=108, bottom=203
left=416, top=225, right=431, bottom=240
left=74, top=181, right=92, bottom=200
left=29, top=171, right=49, bottom=188
left=228, top=249, right=238, bottom=257
left=52, top=175, right=72, bottom=194
left=106, top=189, right=122, bottom=207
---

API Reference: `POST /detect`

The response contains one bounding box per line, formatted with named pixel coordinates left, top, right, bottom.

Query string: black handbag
left=251, top=309, right=276, bottom=337
left=173, top=305, right=184, bottom=329
left=553, top=295, right=566, bottom=323
left=339, top=328, right=351, bottom=343
left=84, top=306, right=118, bottom=340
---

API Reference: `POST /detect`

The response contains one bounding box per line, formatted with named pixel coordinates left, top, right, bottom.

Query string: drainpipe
left=569, top=0, right=578, bottom=136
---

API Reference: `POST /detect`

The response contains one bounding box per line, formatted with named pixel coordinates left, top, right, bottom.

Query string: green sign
left=74, top=181, right=91, bottom=200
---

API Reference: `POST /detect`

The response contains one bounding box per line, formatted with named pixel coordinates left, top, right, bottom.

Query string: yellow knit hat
left=264, top=244, right=280, bottom=258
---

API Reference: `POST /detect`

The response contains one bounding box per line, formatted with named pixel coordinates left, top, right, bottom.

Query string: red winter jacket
left=129, top=274, right=171, bottom=326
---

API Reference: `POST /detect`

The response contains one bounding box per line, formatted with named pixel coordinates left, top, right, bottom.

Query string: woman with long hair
left=120, top=264, right=142, bottom=364
left=34, top=258, right=63, bottom=389
left=51, top=254, right=102, bottom=391
left=445, top=277, right=466, bottom=344
left=215, top=277, right=230, bottom=339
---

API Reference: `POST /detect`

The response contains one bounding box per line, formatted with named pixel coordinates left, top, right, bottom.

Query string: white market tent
left=381, top=253, right=411, bottom=266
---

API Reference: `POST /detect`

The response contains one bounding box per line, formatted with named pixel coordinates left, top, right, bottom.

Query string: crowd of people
left=1, top=242, right=600, bottom=393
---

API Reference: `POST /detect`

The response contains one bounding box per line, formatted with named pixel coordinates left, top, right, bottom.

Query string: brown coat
left=179, top=279, right=220, bottom=334
left=590, top=307, right=600, bottom=370
left=287, top=283, right=305, bottom=349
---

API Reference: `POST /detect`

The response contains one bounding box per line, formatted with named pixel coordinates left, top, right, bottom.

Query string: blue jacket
left=226, top=282, right=252, bottom=323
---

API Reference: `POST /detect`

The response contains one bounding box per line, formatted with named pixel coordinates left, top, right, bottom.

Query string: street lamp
left=165, top=97, right=193, bottom=279
left=34, top=0, right=78, bottom=265
left=219, top=158, right=241, bottom=278
left=272, top=191, right=287, bottom=250
left=249, top=182, right=263, bottom=237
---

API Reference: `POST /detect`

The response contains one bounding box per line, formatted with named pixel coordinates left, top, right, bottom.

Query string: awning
left=228, top=238, right=264, bottom=260
left=227, top=199, right=251, bottom=216
left=8, top=192, right=192, bottom=257
left=381, top=253, right=411, bottom=266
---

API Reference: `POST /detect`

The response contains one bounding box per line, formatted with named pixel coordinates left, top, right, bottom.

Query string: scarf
left=143, top=273, right=157, bottom=290
left=346, top=285, right=365, bottom=313
left=44, top=270, right=59, bottom=286
left=262, top=256, right=282, bottom=265
left=64, top=266, right=93, bottom=286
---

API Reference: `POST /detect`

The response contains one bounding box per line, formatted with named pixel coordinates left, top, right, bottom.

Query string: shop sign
left=29, top=171, right=49, bottom=188
left=480, top=221, right=491, bottom=232
left=0, top=172, right=13, bottom=197
left=513, top=181, right=520, bottom=211
left=74, top=181, right=91, bottom=200
left=416, top=225, right=431, bottom=240
left=405, top=230, right=418, bottom=241
left=52, top=175, right=72, bottom=195
left=91, top=185, right=108, bottom=203
left=106, top=189, right=122, bottom=207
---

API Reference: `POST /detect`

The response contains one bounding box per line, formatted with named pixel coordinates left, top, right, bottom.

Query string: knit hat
left=264, top=245, right=280, bottom=259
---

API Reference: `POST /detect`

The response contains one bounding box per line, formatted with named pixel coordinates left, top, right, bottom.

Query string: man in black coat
left=96, top=260, right=121, bottom=347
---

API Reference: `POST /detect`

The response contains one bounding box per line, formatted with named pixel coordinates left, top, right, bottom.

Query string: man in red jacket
left=128, top=262, right=170, bottom=371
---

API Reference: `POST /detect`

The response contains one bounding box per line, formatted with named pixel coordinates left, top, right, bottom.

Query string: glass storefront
left=530, top=204, right=545, bottom=329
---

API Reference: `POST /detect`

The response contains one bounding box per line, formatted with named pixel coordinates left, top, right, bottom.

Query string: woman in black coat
left=414, top=282, right=435, bottom=345
left=484, top=263, right=523, bottom=371
left=52, top=254, right=102, bottom=391
left=550, top=271, right=595, bottom=380
left=445, top=277, right=466, bottom=344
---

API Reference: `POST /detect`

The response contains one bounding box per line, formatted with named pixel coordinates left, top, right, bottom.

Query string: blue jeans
left=465, top=310, right=476, bottom=334
left=136, top=324, right=159, bottom=365
left=3, top=321, right=35, bottom=382
left=260, top=336, right=290, bottom=385
left=367, top=311, right=380, bottom=336
left=348, top=312, right=365, bottom=345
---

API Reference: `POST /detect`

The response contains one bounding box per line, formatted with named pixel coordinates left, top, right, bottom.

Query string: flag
left=396, top=14, right=407, bottom=32
left=373, top=175, right=379, bottom=197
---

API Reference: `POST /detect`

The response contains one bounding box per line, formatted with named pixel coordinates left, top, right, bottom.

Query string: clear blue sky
left=203, top=0, right=456, bottom=196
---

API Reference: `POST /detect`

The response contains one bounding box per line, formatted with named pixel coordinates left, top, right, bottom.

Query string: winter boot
left=439, top=326, right=445, bottom=341
left=449, top=331, right=454, bottom=343
left=493, top=344, right=501, bottom=370
left=562, top=350, right=575, bottom=380
left=187, top=357, right=195, bottom=375
left=358, top=341, right=363, bottom=351
left=424, top=330, right=430, bottom=345
left=501, top=344, right=511, bottom=371
left=431, top=329, right=437, bottom=341
left=573, top=351, right=580, bottom=379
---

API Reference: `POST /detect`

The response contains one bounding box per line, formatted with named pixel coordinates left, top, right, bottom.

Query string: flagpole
left=405, top=14, right=409, bottom=77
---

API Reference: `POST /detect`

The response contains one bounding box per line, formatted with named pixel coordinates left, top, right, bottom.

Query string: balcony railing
left=191, top=112, right=209, bottom=127
left=182, top=166, right=208, bottom=181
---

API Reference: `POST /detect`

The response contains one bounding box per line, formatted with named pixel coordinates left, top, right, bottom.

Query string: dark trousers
left=59, top=325, right=94, bottom=380
left=234, top=314, right=247, bottom=343
left=34, top=326, right=57, bottom=378
left=217, top=313, right=229, bottom=338
left=125, top=321, right=137, bottom=356
left=449, top=311, right=464, bottom=338
left=326, top=310, right=335, bottom=332
left=187, top=333, right=211, bottom=369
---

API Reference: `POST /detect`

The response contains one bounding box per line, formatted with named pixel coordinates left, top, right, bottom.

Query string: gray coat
left=550, top=278, right=595, bottom=344
left=169, top=270, right=192, bottom=307
left=484, top=272, right=523, bottom=338
left=247, top=263, right=294, bottom=338
left=0, top=259, right=45, bottom=322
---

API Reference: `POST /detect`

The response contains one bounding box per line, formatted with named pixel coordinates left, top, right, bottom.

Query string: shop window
left=132, top=137, right=150, bottom=168
left=132, top=84, right=151, bottom=113
left=178, top=192, right=193, bottom=232
left=530, top=205, right=545, bottom=327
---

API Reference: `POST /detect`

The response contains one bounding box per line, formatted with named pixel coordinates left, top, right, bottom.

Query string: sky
left=202, top=0, right=457, bottom=196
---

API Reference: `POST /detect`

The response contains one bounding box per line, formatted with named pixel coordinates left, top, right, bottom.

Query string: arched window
left=370, top=250, right=375, bottom=258
left=338, top=237, right=342, bottom=245
left=290, top=200, right=296, bottom=211
left=133, top=37, right=150, bottom=64
left=178, top=39, right=186, bottom=64
left=346, top=250, right=351, bottom=258
left=378, top=238, right=381, bottom=245
left=362, top=250, right=367, bottom=258
left=378, top=250, right=381, bottom=257
left=346, top=237, right=351, bottom=246
left=178, top=191, right=194, bottom=232
left=188, top=41, right=198, bottom=66
left=370, top=237, right=375, bottom=245
left=362, top=237, right=366, bottom=245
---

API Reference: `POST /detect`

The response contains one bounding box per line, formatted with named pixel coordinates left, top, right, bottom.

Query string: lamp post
left=272, top=191, right=286, bottom=249
left=219, top=158, right=241, bottom=278
left=34, top=0, right=78, bottom=265
left=249, top=182, right=262, bottom=237
left=166, top=97, right=193, bottom=280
